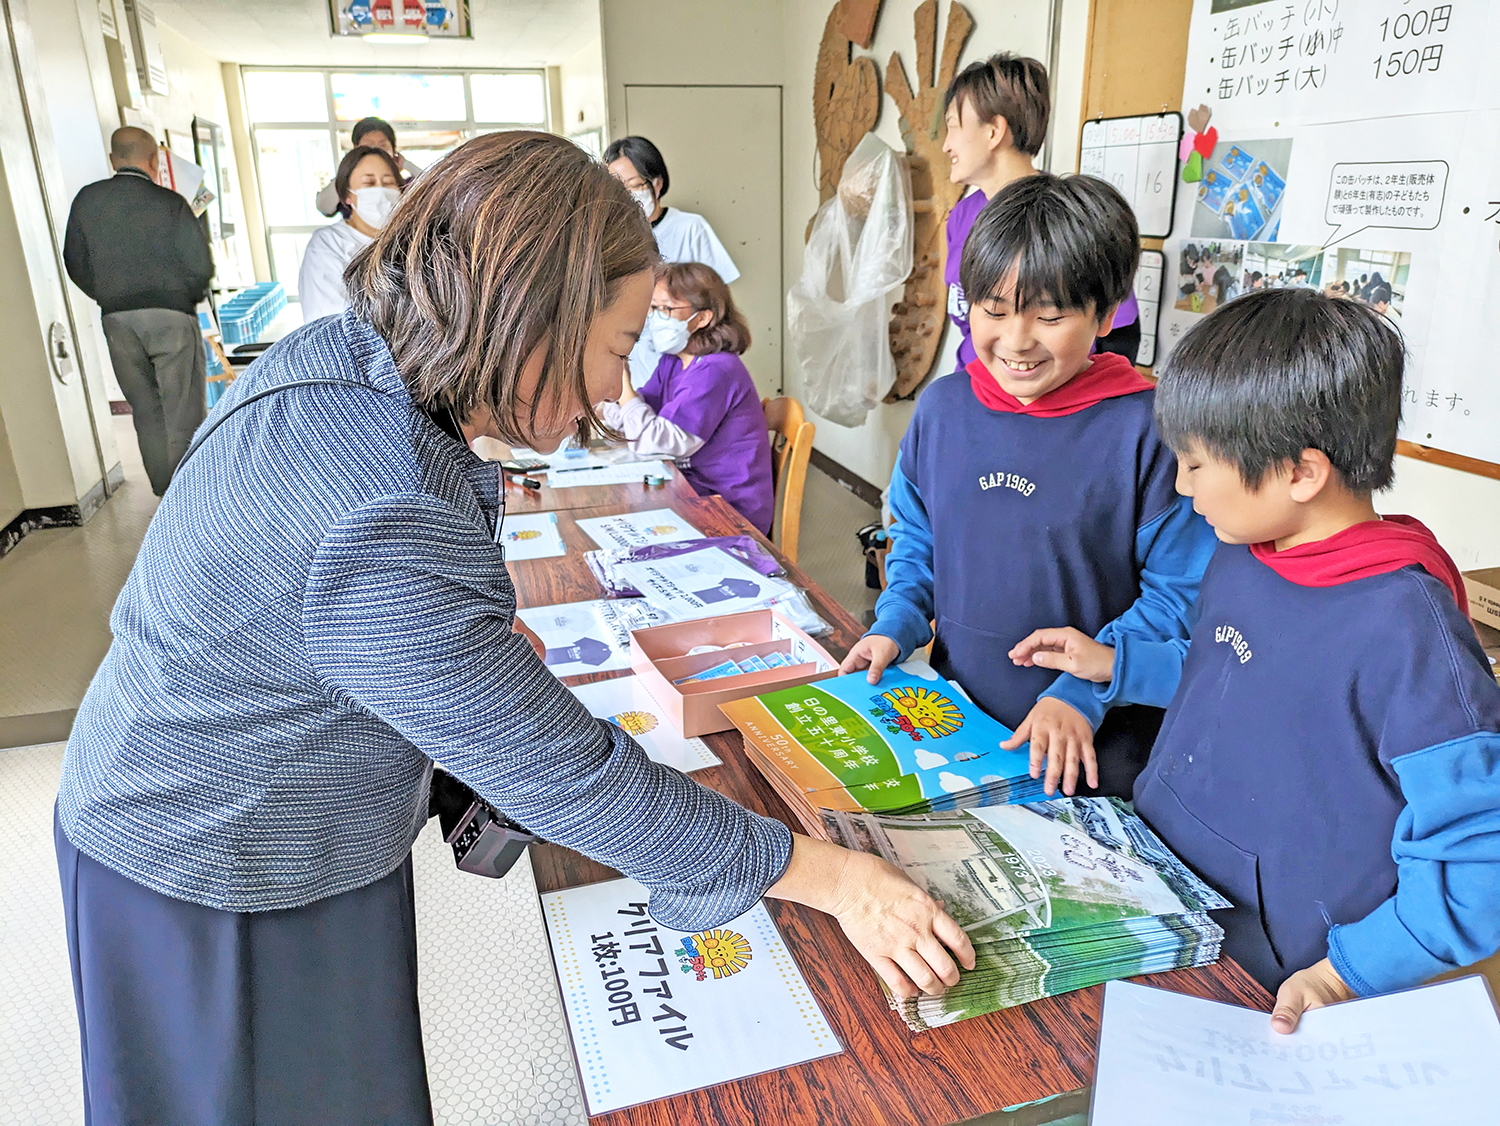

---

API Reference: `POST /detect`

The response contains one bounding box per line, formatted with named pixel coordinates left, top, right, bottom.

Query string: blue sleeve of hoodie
left=1040, top=496, right=1217, bottom=726
left=1328, top=729, right=1500, bottom=995
left=866, top=454, right=935, bottom=661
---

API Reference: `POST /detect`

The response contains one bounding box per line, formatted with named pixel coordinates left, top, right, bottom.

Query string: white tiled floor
left=0, top=743, right=587, bottom=1126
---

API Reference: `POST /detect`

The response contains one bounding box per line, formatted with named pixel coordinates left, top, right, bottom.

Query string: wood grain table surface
left=498, top=458, right=700, bottom=516
left=507, top=491, right=1273, bottom=1126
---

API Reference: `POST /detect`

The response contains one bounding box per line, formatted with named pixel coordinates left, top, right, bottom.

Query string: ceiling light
left=362, top=31, right=429, bottom=44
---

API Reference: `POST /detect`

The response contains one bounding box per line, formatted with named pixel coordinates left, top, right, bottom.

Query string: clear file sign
left=1159, top=0, right=1500, bottom=467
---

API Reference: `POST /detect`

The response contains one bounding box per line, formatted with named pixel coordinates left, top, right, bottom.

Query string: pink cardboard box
left=629, top=609, right=839, bottom=737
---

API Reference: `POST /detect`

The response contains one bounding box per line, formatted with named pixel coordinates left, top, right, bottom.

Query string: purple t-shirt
left=642, top=351, right=775, bottom=536
left=945, top=186, right=1140, bottom=371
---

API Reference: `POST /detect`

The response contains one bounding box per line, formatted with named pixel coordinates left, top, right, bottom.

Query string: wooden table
left=499, top=459, right=701, bottom=515
left=509, top=491, right=1273, bottom=1126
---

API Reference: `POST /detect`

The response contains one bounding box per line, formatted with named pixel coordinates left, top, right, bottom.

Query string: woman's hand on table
left=766, top=835, right=975, bottom=999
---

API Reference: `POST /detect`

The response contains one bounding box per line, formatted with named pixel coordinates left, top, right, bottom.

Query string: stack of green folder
left=820, top=797, right=1228, bottom=1031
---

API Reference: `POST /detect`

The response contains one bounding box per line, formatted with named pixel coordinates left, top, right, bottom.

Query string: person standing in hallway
left=605, top=135, right=740, bottom=386
left=63, top=126, right=213, bottom=496
left=313, top=116, right=422, bottom=218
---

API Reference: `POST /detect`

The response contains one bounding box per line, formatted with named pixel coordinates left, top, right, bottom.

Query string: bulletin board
left=1079, top=114, right=1184, bottom=238
left=1156, top=0, right=1500, bottom=474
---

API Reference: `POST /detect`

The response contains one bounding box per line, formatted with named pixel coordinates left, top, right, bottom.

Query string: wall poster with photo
left=1159, top=0, right=1500, bottom=467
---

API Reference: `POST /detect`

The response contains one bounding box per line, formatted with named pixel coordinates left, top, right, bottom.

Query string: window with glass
left=242, top=68, right=549, bottom=299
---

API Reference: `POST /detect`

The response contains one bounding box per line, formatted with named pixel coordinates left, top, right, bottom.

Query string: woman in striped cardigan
left=54, top=131, right=973, bottom=1125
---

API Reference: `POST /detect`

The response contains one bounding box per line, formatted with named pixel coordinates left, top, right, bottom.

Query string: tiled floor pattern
left=0, top=744, right=586, bottom=1126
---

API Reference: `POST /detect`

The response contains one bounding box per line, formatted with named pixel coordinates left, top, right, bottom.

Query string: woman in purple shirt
left=603, top=262, right=775, bottom=534
left=940, top=53, right=1141, bottom=369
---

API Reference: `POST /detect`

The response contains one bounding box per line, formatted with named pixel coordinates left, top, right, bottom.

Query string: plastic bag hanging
left=786, top=133, right=913, bottom=427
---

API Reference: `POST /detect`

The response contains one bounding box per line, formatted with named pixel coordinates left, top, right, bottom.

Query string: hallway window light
left=470, top=73, right=546, bottom=126
left=243, top=71, right=327, bottom=124
left=331, top=72, right=464, bottom=122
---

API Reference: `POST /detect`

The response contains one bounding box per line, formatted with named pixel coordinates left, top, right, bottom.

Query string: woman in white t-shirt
left=605, top=135, right=740, bottom=385
left=297, top=146, right=403, bottom=324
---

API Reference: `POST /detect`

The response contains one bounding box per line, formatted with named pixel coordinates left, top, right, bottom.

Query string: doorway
left=624, top=84, right=783, bottom=398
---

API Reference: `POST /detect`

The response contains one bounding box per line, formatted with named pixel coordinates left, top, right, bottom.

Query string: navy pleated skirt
left=55, top=806, right=434, bottom=1125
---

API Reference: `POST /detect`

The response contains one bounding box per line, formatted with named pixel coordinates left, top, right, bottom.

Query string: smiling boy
left=1019, top=289, right=1500, bottom=1032
left=842, top=174, right=1217, bottom=799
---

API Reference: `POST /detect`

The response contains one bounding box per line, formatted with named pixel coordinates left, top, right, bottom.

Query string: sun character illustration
left=507, top=528, right=542, bottom=542
left=681, top=935, right=750, bottom=977
left=645, top=524, right=679, bottom=536
left=881, top=686, right=965, bottom=738
left=608, top=709, right=659, bottom=737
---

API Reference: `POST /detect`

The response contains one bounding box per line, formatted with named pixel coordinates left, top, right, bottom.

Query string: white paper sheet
left=516, top=599, right=667, bottom=677
left=574, top=508, right=703, bottom=550
left=1092, top=978, right=1500, bottom=1126
left=498, top=512, right=567, bottom=561
left=543, top=461, right=672, bottom=490
left=509, top=444, right=655, bottom=473
left=566, top=676, right=720, bottom=772
left=541, top=878, right=842, bottom=1116
left=617, top=548, right=792, bottom=620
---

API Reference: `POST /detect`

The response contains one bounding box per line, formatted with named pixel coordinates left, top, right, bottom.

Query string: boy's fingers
left=1001, top=716, right=1031, bottom=751
left=1270, top=986, right=1306, bottom=1034
left=1083, top=742, right=1100, bottom=790
left=1027, top=726, right=1047, bottom=780
left=1043, top=731, right=1066, bottom=794
left=1061, top=738, right=1080, bottom=796
left=1028, top=649, right=1072, bottom=672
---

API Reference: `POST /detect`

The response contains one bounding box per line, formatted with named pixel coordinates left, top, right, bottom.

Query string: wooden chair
left=762, top=396, right=815, bottom=564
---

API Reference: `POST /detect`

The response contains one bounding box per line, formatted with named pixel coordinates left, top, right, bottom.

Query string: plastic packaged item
left=585, top=537, right=785, bottom=597
left=786, top=133, right=913, bottom=427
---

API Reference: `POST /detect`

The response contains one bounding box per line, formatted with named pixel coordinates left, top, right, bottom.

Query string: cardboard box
left=629, top=609, right=838, bottom=737
left=1466, top=567, right=1500, bottom=632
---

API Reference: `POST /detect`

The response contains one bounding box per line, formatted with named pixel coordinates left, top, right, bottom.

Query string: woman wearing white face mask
left=604, top=136, right=740, bottom=387
left=297, top=145, right=404, bottom=323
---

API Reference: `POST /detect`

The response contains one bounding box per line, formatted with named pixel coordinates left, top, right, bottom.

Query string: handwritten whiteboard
left=1080, top=113, right=1183, bottom=238
left=1134, top=249, right=1165, bottom=367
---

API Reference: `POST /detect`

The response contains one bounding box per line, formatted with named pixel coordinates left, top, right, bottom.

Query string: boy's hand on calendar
left=1008, top=627, right=1115, bottom=683
left=1003, top=697, right=1098, bottom=796
left=840, top=634, right=902, bottom=684
left=1271, top=958, right=1355, bottom=1034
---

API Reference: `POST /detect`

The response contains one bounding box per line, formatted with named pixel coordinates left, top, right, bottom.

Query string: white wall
left=1383, top=460, right=1500, bottom=570
left=560, top=35, right=606, bottom=138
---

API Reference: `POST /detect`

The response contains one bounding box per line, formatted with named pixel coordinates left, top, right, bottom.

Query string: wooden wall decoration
left=812, top=1, right=884, bottom=205
left=884, top=0, right=973, bottom=400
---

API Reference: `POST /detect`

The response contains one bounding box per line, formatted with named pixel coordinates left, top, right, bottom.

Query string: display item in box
left=629, top=609, right=838, bottom=737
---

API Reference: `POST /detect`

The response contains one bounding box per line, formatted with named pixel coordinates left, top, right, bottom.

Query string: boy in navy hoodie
left=1018, top=289, right=1500, bottom=1031
left=841, top=174, right=1217, bottom=798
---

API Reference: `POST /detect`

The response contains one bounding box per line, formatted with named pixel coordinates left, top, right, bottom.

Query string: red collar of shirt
left=965, top=351, right=1154, bottom=417
left=1249, top=515, right=1466, bottom=608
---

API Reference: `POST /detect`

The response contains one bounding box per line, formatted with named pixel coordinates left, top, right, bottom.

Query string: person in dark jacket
left=63, top=126, right=213, bottom=495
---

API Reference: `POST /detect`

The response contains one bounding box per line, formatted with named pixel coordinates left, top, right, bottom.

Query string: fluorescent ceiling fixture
left=362, top=32, right=429, bottom=44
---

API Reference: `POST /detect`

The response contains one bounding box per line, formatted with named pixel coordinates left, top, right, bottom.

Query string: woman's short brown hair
left=333, top=145, right=403, bottom=219
left=657, top=262, right=751, bottom=356
left=944, top=53, right=1050, bottom=157
left=346, top=130, right=658, bottom=444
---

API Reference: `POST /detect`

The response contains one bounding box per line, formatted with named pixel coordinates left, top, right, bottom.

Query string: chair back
left=762, top=396, right=815, bottom=564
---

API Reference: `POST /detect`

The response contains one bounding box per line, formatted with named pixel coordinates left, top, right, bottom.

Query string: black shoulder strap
left=174, top=378, right=391, bottom=480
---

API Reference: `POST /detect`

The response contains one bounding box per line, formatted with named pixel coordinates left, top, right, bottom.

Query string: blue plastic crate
left=219, top=282, right=286, bottom=346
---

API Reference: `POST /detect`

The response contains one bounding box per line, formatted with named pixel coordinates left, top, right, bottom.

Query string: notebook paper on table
left=566, top=676, right=720, bottom=772
left=1091, top=977, right=1500, bottom=1125
left=497, top=512, right=567, bottom=561
left=541, top=878, right=841, bottom=1116
left=516, top=599, right=668, bottom=677
left=543, top=460, right=672, bottom=489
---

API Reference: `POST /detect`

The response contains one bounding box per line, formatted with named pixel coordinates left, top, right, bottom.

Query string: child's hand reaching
left=1008, top=627, right=1115, bottom=683
left=1002, top=697, right=1097, bottom=795
left=839, top=634, right=901, bottom=685
left=1270, top=958, right=1355, bottom=1033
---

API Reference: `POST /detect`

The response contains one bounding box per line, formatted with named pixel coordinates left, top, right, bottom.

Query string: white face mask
left=647, top=310, right=693, bottom=355
left=351, top=186, right=401, bottom=230
left=629, top=186, right=655, bottom=217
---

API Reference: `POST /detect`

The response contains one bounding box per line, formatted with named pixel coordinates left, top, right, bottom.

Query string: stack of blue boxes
left=204, top=283, right=287, bottom=407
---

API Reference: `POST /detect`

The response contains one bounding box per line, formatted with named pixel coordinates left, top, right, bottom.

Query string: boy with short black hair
left=941, top=54, right=1142, bottom=367
left=1024, top=288, right=1500, bottom=1031
left=842, top=173, right=1217, bottom=799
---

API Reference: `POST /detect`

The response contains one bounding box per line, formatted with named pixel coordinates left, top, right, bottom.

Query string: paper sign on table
left=498, top=512, right=567, bottom=561
left=617, top=547, right=790, bottom=619
left=541, top=877, right=842, bottom=1116
left=566, top=676, right=720, bottom=772
left=544, top=460, right=672, bottom=490
left=575, top=507, right=703, bottom=550
left=1091, top=977, right=1500, bottom=1125
left=516, top=598, right=667, bottom=677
